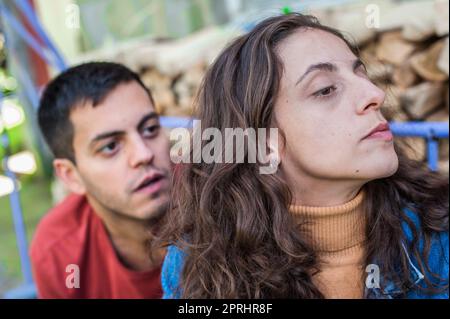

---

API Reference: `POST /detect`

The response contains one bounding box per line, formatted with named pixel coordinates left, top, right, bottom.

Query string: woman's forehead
left=277, top=29, right=356, bottom=71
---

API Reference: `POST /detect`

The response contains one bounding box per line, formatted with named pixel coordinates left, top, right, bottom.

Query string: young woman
left=157, top=13, right=448, bottom=299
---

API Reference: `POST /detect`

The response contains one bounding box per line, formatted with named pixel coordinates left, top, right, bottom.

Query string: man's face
left=70, top=81, right=172, bottom=221
left=274, top=29, right=398, bottom=184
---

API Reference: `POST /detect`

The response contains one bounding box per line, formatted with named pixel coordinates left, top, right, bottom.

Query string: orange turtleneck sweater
left=290, top=189, right=367, bottom=299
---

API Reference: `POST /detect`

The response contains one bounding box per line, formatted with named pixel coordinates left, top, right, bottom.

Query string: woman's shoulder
left=401, top=207, right=448, bottom=298
left=401, top=207, right=448, bottom=259
left=401, top=207, right=448, bottom=260
left=161, top=245, right=186, bottom=299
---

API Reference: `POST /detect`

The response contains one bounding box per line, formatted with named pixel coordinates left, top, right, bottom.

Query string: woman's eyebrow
left=295, top=59, right=364, bottom=86
left=295, top=62, right=336, bottom=86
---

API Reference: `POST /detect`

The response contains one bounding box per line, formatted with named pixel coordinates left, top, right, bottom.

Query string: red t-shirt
left=30, top=194, right=163, bottom=299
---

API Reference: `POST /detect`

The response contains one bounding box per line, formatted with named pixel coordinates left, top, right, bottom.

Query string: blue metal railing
left=13, top=0, right=67, bottom=71
left=0, top=3, right=67, bottom=72
left=0, top=0, right=66, bottom=299
left=390, top=122, right=448, bottom=172
left=1, top=92, right=36, bottom=299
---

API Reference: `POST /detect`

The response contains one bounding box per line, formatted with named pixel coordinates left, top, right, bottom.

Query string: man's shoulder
left=30, top=194, right=93, bottom=263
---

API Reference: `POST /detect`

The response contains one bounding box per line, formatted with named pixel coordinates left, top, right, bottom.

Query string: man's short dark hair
left=38, top=62, right=154, bottom=163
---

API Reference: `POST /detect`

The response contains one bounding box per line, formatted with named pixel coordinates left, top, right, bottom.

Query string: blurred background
left=0, top=0, right=448, bottom=298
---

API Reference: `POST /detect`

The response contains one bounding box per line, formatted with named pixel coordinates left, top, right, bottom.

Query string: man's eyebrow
left=295, top=62, right=337, bottom=86
left=90, top=130, right=124, bottom=147
left=89, top=112, right=159, bottom=148
left=137, top=112, right=159, bottom=131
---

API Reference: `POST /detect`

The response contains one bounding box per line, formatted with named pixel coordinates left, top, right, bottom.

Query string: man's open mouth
left=134, top=174, right=165, bottom=193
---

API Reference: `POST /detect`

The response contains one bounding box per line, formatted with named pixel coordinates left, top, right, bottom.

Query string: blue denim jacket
left=161, top=208, right=449, bottom=299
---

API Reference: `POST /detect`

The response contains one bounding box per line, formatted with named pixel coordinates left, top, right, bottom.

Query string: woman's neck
left=289, top=188, right=366, bottom=253
left=287, top=174, right=365, bottom=207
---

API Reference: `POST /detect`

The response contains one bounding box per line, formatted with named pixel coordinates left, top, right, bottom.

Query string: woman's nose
left=356, top=80, right=386, bottom=114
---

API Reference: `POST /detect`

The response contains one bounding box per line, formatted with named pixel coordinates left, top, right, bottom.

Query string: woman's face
left=274, top=29, right=398, bottom=190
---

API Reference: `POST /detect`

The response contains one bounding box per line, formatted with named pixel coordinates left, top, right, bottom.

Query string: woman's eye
left=357, top=65, right=369, bottom=78
left=313, top=85, right=337, bottom=98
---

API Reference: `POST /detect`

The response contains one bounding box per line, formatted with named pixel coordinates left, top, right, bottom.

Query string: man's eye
left=313, top=85, right=337, bottom=98
left=143, top=125, right=160, bottom=137
left=99, top=141, right=118, bottom=155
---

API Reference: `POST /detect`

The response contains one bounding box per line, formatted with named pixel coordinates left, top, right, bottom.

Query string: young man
left=31, top=62, right=173, bottom=298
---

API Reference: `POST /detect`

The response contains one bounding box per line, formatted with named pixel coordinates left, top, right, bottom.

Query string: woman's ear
left=53, top=159, right=86, bottom=195
left=257, top=127, right=280, bottom=175
left=267, top=128, right=281, bottom=168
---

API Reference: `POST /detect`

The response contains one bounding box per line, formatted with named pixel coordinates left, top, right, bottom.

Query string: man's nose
left=355, top=79, right=386, bottom=115
left=128, top=137, right=154, bottom=168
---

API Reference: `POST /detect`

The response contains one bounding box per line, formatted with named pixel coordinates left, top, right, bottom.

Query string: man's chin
left=132, top=197, right=169, bottom=223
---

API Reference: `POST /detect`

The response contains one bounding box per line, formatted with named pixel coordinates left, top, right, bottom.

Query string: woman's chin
left=372, top=155, right=399, bottom=180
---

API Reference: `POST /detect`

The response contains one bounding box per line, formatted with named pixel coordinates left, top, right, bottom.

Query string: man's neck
left=88, top=199, right=165, bottom=271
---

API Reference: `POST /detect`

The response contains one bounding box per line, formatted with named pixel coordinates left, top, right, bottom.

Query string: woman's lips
left=365, top=129, right=393, bottom=141
left=363, top=122, right=394, bottom=141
